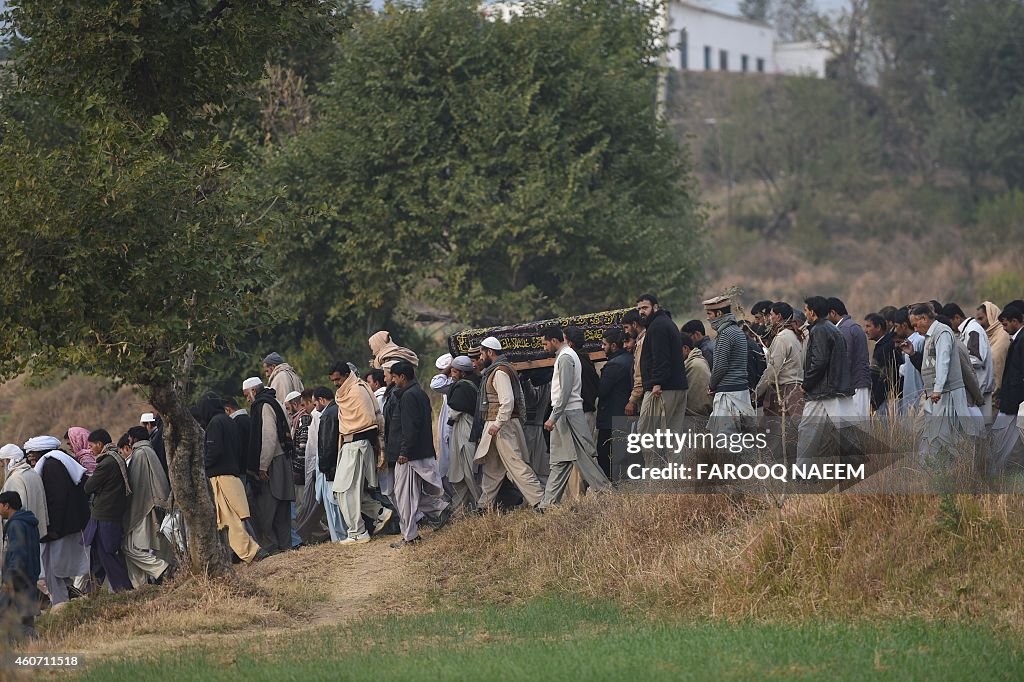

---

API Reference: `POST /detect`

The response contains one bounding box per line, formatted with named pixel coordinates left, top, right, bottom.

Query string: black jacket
left=386, top=382, right=436, bottom=463
left=318, top=402, right=340, bottom=480
left=83, top=449, right=131, bottom=522
left=870, top=332, right=902, bottom=410
left=1000, top=333, right=1024, bottom=415
left=150, top=420, right=167, bottom=474
left=597, top=350, right=633, bottom=429
left=803, top=318, right=853, bottom=401
left=232, top=411, right=252, bottom=474
left=580, top=353, right=599, bottom=413
left=640, top=309, right=687, bottom=391
left=201, top=393, right=243, bottom=478
left=247, top=387, right=294, bottom=474
left=447, top=377, right=479, bottom=416
left=38, top=457, right=90, bottom=541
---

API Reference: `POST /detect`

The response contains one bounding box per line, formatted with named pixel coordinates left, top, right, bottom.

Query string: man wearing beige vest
left=473, top=337, right=545, bottom=510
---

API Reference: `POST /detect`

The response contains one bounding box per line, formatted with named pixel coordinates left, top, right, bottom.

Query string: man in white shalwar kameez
left=430, top=353, right=454, bottom=495
left=445, top=356, right=482, bottom=511
left=910, top=306, right=982, bottom=463
left=538, top=329, right=611, bottom=508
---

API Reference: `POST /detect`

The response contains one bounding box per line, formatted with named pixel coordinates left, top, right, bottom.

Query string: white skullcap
left=0, top=444, right=25, bottom=461
left=242, top=377, right=263, bottom=391
left=435, top=353, right=453, bottom=371
left=481, top=336, right=502, bottom=351
left=284, top=390, right=302, bottom=403
left=24, top=435, right=62, bottom=453
left=140, top=412, right=156, bottom=424
left=382, top=360, right=399, bottom=370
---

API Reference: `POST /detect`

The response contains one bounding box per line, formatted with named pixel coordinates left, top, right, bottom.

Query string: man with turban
left=0, top=444, right=49, bottom=560
left=24, top=436, right=90, bottom=607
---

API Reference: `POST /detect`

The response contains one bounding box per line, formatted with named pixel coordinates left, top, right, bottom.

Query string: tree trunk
left=149, top=382, right=230, bottom=578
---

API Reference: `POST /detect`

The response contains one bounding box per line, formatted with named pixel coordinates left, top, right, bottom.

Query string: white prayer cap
left=140, top=412, right=156, bottom=424
left=481, top=336, right=502, bottom=351
left=451, top=356, right=474, bottom=372
left=284, top=390, right=302, bottom=403
left=435, top=353, right=453, bottom=371
left=242, top=377, right=263, bottom=391
left=382, top=360, right=399, bottom=370
left=23, top=435, right=61, bottom=453
left=0, top=444, right=25, bottom=461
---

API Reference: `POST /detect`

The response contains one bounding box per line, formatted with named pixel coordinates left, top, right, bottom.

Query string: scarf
left=981, top=301, right=1012, bottom=389
left=368, top=330, right=420, bottom=369
left=98, top=444, right=132, bottom=497
left=66, top=426, right=99, bottom=474
left=34, top=449, right=88, bottom=485
left=710, top=312, right=739, bottom=333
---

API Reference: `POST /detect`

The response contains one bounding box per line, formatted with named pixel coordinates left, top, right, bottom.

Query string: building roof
left=674, top=1, right=773, bottom=30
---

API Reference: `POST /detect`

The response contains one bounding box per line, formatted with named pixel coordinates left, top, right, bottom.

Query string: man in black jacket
left=565, top=326, right=600, bottom=434
left=83, top=430, right=133, bottom=593
left=990, top=305, right=1024, bottom=474
left=387, top=362, right=449, bottom=547
left=797, top=296, right=852, bottom=467
left=224, top=397, right=252, bottom=477
left=597, top=329, right=633, bottom=481
left=200, top=393, right=264, bottom=564
left=636, top=293, right=688, bottom=461
left=865, top=313, right=901, bottom=414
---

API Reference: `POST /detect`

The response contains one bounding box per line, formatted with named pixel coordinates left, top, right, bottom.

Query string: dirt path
left=35, top=539, right=412, bottom=659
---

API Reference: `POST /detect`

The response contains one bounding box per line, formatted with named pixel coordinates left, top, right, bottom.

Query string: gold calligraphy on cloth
left=447, top=308, right=633, bottom=363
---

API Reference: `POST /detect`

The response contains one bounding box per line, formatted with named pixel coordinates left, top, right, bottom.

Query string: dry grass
left=413, top=492, right=1024, bottom=632
left=0, top=374, right=149, bottom=446
left=23, top=539, right=407, bottom=657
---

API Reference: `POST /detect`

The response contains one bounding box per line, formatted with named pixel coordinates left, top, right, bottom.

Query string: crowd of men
left=3, top=294, right=1023, bottom=640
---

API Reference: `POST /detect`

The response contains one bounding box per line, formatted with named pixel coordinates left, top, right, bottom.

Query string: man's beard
left=481, top=357, right=493, bottom=368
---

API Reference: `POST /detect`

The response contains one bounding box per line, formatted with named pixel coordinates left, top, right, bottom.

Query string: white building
left=773, top=40, right=831, bottom=78
left=667, top=1, right=775, bottom=74
left=667, top=1, right=828, bottom=78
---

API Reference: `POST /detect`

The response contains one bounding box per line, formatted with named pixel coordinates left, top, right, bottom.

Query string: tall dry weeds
left=415, top=492, right=1024, bottom=632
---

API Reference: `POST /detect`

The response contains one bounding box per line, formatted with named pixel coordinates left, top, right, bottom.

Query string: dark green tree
left=264, top=0, right=704, bottom=332
left=0, top=0, right=338, bottom=576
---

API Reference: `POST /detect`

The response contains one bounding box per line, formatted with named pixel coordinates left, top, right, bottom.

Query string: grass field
left=75, top=597, right=1023, bottom=681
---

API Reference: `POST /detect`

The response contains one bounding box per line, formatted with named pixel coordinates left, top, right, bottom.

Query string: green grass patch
left=76, top=597, right=1023, bottom=681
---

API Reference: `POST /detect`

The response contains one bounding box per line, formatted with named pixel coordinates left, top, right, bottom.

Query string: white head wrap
left=24, top=435, right=62, bottom=453
left=435, top=353, right=453, bottom=371
left=0, top=443, right=25, bottom=472
left=481, top=336, right=502, bottom=351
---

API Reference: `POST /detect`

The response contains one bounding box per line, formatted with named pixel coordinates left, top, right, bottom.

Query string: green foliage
left=264, top=0, right=704, bottom=329
left=0, top=1, right=336, bottom=389
left=977, top=189, right=1024, bottom=245
left=978, top=273, right=1024, bottom=308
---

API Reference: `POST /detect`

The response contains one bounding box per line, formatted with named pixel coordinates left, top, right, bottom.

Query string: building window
left=719, top=49, right=728, bottom=71
left=704, top=46, right=712, bottom=71
left=757, top=58, right=765, bottom=73
left=741, top=55, right=749, bottom=72
left=679, top=29, right=688, bottom=70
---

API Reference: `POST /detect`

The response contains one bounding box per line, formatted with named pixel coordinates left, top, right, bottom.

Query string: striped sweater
left=709, top=315, right=749, bottom=393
